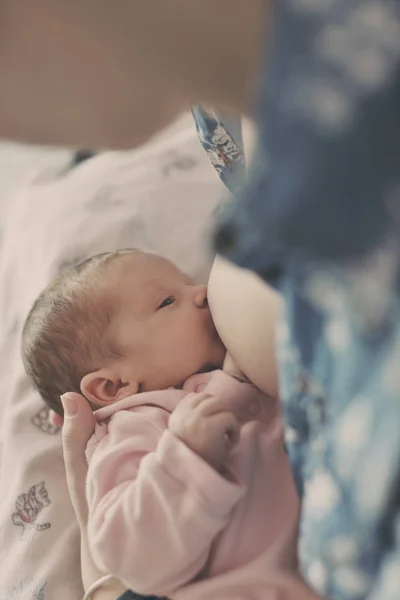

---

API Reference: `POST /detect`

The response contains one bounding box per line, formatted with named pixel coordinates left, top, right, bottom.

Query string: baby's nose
left=193, top=285, right=208, bottom=308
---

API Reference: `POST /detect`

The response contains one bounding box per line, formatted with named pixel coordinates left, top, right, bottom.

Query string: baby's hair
left=21, top=249, right=140, bottom=417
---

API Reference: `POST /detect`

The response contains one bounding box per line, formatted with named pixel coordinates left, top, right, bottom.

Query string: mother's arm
left=0, top=0, right=266, bottom=149
left=208, top=255, right=282, bottom=400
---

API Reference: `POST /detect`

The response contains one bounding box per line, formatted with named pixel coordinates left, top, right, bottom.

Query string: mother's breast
left=208, top=255, right=282, bottom=399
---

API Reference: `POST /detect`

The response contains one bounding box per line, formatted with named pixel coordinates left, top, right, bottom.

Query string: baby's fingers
left=212, top=411, right=241, bottom=444
left=178, top=391, right=213, bottom=410
left=196, top=394, right=231, bottom=416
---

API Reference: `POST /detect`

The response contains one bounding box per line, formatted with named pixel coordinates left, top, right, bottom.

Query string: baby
left=22, top=249, right=300, bottom=600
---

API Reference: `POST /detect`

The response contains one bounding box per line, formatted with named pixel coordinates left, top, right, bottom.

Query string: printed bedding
left=0, top=114, right=224, bottom=599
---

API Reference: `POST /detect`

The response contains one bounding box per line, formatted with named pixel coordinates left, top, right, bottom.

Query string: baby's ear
left=81, top=368, right=139, bottom=407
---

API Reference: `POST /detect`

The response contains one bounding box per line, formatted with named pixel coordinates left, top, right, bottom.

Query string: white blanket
left=0, top=114, right=224, bottom=599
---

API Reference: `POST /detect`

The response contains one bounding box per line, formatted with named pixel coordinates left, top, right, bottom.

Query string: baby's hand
left=169, top=392, right=240, bottom=472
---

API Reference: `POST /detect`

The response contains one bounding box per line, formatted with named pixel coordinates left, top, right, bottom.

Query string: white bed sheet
left=0, top=114, right=224, bottom=599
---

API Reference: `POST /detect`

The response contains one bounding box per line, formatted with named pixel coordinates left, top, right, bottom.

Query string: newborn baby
left=22, top=249, right=300, bottom=600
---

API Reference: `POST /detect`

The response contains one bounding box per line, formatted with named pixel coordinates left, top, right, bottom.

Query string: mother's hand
left=52, top=393, right=128, bottom=599
left=59, top=393, right=94, bottom=530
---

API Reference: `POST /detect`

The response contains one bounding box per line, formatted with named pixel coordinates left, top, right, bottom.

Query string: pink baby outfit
left=86, top=371, right=316, bottom=600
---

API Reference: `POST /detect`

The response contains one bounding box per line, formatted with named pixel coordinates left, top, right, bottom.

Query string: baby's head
left=22, top=250, right=225, bottom=416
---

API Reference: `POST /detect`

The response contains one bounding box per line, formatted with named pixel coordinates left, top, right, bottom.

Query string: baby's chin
left=168, top=340, right=226, bottom=389
left=212, top=335, right=227, bottom=366
left=197, top=347, right=226, bottom=376
left=194, top=362, right=219, bottom=376
left=175, top=355, right=225, bottom=389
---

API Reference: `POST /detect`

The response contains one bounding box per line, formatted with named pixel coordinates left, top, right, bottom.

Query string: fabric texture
left=191, top=106, right=245, bottom=195
left=209, top=2, right=400, bottom=599
left=86, top=370, right=310, bottom=600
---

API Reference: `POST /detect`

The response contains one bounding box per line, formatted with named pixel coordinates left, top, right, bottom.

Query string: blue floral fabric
left=195, top=2, right=400, bottom=599
left=191, top=106, right=245, bottom=194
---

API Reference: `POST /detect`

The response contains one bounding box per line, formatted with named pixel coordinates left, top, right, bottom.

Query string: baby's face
left=106, top=253, right=226, bottom=391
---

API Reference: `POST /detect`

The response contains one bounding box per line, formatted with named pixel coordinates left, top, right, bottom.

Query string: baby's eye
left=158, top=296, right=175, bottom=309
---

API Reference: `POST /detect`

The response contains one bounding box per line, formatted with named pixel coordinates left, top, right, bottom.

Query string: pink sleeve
left=86, top=410, right=244, bottom=597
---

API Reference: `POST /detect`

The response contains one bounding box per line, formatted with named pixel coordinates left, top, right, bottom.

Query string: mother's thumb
left=61, top=392, right=94, bottom=525
left=61, top=392, right=94, bottom=450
